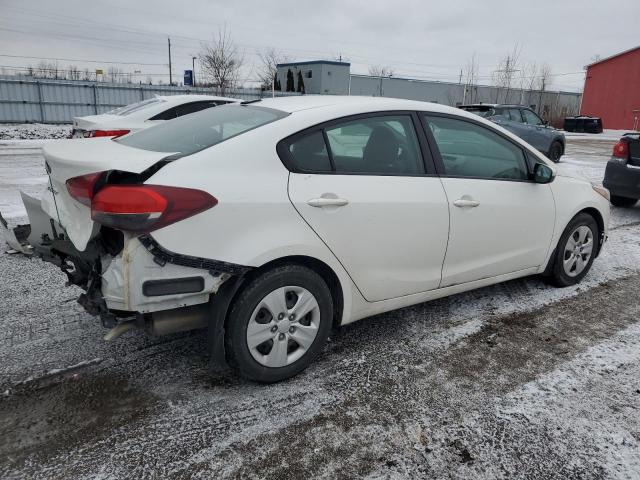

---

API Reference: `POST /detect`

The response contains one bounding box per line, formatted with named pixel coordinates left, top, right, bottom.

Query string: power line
left=0, top=54, right=165, bottom=66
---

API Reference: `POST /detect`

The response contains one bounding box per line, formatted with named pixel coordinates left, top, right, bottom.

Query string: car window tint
left=288, top=131, right=332, bottom=172
left=522, top=109, right=542, bottom=125
left=507, top=109, right=523, bottom=122
left=424, top=115, right=528, bottom=181
left=325, top=115, right=423, bottom=175
left=174, top=101, right=220, bottom=118
left=117, top=105, right=287, bottom=156
left=150, top=106, right=179, bottom=121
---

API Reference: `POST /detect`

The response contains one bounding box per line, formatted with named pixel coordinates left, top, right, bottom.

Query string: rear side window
left=424, top=115, right=528, bottom=181
left=522, top=109, right=543, bottom=125
left=284, top=114, right=424, bottom=175
left=117, top=104, right=287, bottom=156
left=288, top=131, right=332, bottom=172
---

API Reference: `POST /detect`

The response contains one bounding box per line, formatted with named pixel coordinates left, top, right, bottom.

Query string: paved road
left=1, top=137, right=640, bottom=479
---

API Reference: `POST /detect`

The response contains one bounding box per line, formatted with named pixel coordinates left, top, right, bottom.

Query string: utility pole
left=168, top=37, right=172, bottom=86
left=459, top=69, right=462, bottom=84
left=192, top=56, right=196, bottom=87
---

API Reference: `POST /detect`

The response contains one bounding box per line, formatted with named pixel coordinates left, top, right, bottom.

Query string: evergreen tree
left=297, top=70, right=305, bottom=93
left=273, top=73, right=281, bottom=91
left=286, top=69, right=295, bottom=92
left=275, top=78, right=281, bottom=91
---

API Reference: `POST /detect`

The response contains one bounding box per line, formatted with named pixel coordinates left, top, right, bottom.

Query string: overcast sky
left=1, top=0, right=638, bottom=91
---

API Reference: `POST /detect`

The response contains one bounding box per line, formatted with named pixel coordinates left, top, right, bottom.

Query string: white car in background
left=1, top=96, right=610, bottom=383
left=70, top=94, right=238, bottom=138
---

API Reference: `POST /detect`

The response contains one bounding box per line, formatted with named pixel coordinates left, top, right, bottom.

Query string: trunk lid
left=73, top=114, right=121, bottom=131
left=43, top=138, right=176, bottom=251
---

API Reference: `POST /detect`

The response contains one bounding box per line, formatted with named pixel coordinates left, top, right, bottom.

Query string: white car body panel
left=42, top=138, right=176, bottom=250
left=4, top=96, right=610, bottom=332
left=439, top=178, right=555, bottom=287
left=288, top=173, right=449, bottom=301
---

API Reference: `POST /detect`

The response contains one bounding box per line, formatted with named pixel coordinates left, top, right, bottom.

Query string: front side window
left=506, top=108, right=524, bottom=122
left=325, top=115, right=423, bottom=174
left=424, top=115, right=528, bottom=181
left=522, top=109, right=543, bottom=125
left=117, top=104, right=287, bottom=156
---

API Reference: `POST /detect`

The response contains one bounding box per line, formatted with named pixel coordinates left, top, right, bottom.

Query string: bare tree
left=67, top=65, right=81, bottom=81
left=463, top=52, right=479, bottom=104
left=492, top=44, right=522, bottom=103
left=368, top=65, right=394, bottom=77
left=536, top=63, right=552, bottom=91
left=199, top=26, right=244, bottom=94
left=82, top=68, right=92, bottom=81
left=258, top=47, right=288, bottom=91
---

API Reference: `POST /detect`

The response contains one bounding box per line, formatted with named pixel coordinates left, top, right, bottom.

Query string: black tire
left=548, top=213, right=599, bottom=287
left=548, top=141, right=563, bottom=163
left=610, top=195, right=638, bottom=208
left=225, top=264, right=333, bottom=383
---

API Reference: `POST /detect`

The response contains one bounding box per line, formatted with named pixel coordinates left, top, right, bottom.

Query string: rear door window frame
left=277, top=111, right=438, bottom=177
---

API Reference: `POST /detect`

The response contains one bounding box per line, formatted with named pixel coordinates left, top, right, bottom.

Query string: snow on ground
left=562, top=128, right=636, bottom=141
left=2, top=133, right=640, bottom=478
left=0, top=123, right=71, bottom=141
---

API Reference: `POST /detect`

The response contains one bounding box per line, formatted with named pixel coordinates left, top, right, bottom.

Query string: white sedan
left=2, top=96, right=610, bottom=382
left=69, top=94, right=238, bottom=138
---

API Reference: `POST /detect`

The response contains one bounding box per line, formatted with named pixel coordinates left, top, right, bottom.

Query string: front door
left=421, top=114, right=555, bottom=287
left=284, top=113, right=450, bottom=302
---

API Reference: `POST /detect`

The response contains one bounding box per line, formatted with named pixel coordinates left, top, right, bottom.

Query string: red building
left=580, top=46, right=640, bottom=130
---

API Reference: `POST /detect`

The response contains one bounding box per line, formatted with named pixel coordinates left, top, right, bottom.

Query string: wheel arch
left=578, top=207, right=605, bottom=257
left=238, top=255, right=345, bottom=330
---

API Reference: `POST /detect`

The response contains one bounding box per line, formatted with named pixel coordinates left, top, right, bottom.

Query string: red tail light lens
left=91, top=185, right=217, bottom=233
left=66, top=172, right=103, bottom=206
left=613, top=141, right=629, bottom=159
left=89, top=129, right=130, bottom=138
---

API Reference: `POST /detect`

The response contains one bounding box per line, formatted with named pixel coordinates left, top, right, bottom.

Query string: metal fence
left=0, top=77, right=299, bottom=124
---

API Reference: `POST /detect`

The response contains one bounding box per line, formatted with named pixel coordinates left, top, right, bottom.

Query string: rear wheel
left=548, top=213, right=599, bottom=287
left=548, top=141, right=563, bottom=162
left=610, top=195, right=637, bottom=207
left=225, top=265, right=333, bottom=383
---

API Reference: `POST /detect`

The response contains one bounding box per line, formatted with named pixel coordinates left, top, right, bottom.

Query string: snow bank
left=0, top=123, right=71, bottom=140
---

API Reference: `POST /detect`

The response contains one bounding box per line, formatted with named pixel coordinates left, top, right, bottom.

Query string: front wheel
left=610, top=195, right=637, bottom=208
left=548, top=213, right=599, bottom=287
left=225, top=265, right=333, bottom=383
left=548, top=141, right=563, bottom=163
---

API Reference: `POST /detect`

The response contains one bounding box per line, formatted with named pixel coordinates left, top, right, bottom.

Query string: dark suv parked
left=459, top=104, right=566, bottom=162
left=603, top=133, right=640, bottom=207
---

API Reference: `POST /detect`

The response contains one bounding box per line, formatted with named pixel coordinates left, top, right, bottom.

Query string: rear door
left=285, top=112, right=450, bottom=302
left=421, top=113, right=555, bottom=287
left=521, top=109, right=550, bottom=152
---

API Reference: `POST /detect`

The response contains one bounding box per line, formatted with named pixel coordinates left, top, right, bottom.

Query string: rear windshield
left=116, top=104, right=287, bottom=156
left=107, top=97, right=164, bottom=116
left=461, top=107, right=496, bottom=118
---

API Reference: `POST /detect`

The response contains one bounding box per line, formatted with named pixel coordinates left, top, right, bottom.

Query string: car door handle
left=307, top=197, right=349, bottom=208
left=453, top=198, right=480, bottom=208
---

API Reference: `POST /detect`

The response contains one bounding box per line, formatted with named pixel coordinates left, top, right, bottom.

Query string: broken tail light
left=91, top=184, right=217, bottom=233
left=66, top=172, right=103, bottom=207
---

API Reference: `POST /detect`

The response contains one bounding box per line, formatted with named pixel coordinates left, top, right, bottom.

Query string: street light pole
left=192, top=56, right=197, bottom=88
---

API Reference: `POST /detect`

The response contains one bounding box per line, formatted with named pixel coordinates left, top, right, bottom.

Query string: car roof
left=255, top=95, right=465, bottom=115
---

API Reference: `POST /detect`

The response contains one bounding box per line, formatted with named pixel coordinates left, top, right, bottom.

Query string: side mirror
left=542, top=119, right=549, bottom=126
left=533, top=162, right=554, bottom=184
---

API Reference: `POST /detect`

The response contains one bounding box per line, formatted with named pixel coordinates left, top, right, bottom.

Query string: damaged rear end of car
left=1, top=137, right=244, bottom=343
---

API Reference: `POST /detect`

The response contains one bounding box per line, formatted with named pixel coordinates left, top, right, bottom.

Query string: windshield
left=462, top=107, right=496, bottom=118
left=116, top=104, right=288, bottom=156
left=106, top=97, right=164, bottom=116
